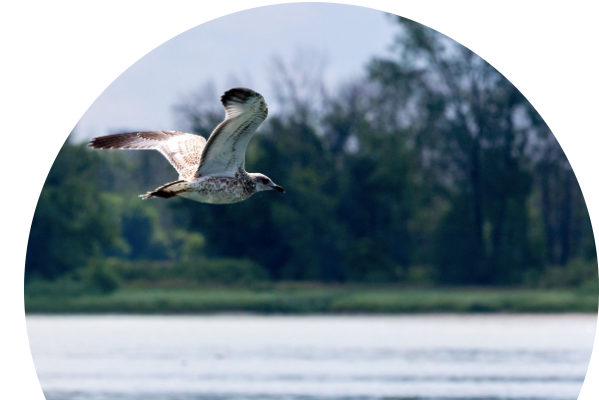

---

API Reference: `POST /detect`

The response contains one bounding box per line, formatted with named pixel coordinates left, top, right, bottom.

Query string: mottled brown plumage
left=89, top=88, right=284, bottom=204
left=89, top=130, right=205, bottom=180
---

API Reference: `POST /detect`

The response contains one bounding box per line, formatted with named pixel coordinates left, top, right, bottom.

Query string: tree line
left=26, top=16, right=596, bottom=287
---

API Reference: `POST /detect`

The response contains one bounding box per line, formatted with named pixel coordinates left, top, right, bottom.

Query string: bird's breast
left=179, top=176, right=255, bottom=204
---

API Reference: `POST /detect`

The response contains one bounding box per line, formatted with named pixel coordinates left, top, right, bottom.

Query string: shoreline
left=25, top=286, right=598, bottom=314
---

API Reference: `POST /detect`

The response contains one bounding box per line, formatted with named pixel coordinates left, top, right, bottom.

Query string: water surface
left=27, top=314, right=596, bottom=400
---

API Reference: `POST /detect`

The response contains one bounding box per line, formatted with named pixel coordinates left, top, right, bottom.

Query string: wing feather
left=89, top=130, right=206, bottom=180
left=194, top=88, right=268, bottom=178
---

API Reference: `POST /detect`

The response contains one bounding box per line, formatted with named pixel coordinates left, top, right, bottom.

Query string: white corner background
left=1, top=1, right=598, bottom=399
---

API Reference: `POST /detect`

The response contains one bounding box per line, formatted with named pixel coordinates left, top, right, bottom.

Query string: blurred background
left=25, top=4, right=597, bottom=311
left=25, top=4, right=598, bottom=399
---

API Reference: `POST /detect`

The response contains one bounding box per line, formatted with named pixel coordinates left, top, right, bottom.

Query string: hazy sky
left=75, top=3, right=398, bottom=140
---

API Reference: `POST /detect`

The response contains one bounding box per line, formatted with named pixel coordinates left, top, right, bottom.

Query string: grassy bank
left=25, top=284, right=598, bottom=314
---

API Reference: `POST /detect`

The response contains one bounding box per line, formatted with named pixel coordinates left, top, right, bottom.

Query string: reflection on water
left=26, top=315, right=596, bottom=400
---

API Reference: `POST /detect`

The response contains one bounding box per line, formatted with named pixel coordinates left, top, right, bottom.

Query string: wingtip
left=88, top=138, right=99, bottom=149
left=221, top=88, right=261, bottom=105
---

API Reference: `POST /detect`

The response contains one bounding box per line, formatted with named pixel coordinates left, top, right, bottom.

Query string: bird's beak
left=271, top=184, right=285, bottom=193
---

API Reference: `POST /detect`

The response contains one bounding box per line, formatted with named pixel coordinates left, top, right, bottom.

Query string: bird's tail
left=140, top=180, right=187, bottom=200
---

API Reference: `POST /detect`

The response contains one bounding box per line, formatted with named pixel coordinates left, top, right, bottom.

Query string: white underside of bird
left=89, top=88, right=285, bottom=204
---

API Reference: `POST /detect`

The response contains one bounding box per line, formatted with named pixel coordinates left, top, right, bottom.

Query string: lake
left=26, top=314, right=596, bottom=400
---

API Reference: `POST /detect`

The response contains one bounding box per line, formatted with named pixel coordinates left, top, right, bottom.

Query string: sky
left=74, top=3, right=398, bottom=140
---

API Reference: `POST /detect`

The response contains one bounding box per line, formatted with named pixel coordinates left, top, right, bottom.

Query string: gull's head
left=249, top=173, right=285, bottom=193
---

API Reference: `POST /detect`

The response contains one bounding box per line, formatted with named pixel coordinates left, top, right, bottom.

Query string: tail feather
left=140, top=180, right=187, bottom=200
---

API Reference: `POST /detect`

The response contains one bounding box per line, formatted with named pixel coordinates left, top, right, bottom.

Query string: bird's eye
left=261, top=178, right=269, bottom=184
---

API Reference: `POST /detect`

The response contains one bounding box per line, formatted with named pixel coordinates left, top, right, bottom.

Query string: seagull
left=89, top=88, right=285, bottom=204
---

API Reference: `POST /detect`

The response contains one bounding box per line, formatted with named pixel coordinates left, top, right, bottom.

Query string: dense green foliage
left=25, top=16, right=597, bottom=293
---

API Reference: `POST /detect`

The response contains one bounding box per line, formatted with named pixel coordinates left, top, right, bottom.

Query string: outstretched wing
left=89, top=130, right=206, bottom=180
left=195, top=88, right=268, bottom=178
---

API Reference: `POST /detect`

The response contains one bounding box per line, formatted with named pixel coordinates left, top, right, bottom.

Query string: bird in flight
left=89, top=88, right=285, bottom=204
